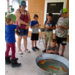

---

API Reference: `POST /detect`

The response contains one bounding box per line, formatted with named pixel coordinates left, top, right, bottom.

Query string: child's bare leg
left=34, top=40, right=37, bottom=47
left=32, top=41, right=34, bottom=48
left=45, top=43, right=47, bottom=50
left=57, top=43, right=60, bottom=53
left=61, top=45, right=65, bottom=56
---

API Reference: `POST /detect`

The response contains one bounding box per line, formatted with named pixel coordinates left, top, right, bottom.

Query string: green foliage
left=9, top=5, right=12, bottom=7
left=5, top=12, right=7, bottom=16
left=8, top=11, right=11, bottom=14
left=11, top=8, right=14, bottom=12
left=10, top=14, right=16, bottom=22
left=5, top=17, right=7, bottom=20
left=12, top=0, right=27, bottom=5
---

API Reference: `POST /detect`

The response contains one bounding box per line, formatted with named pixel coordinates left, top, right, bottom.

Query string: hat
left=20, top=1, right=26, bottom=7
left=60, top=8, right=68, bottom=15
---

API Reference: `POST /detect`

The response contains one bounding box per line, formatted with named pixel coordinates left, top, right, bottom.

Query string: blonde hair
left=6, top=15, right=12, bottom=24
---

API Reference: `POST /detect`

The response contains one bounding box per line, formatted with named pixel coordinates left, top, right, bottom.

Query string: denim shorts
left=19, top=29, right=28, bottom=36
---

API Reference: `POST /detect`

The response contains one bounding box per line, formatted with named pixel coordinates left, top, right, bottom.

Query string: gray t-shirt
left=30, top=20, right=39, bottom=34
left=56, top=17, right=69, bottom=38
left=32, top=26, right=39, bottom=33
left=47, top=45, right=57, bottom=51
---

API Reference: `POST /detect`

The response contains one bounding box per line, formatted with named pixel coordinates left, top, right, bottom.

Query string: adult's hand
left=25, top=25, right=29, bottom=29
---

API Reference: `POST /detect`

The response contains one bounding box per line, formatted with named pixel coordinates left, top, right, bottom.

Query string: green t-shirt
left=56, top=17, right=69, bottom=38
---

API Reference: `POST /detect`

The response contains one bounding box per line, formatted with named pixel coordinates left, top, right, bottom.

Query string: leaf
left=8, top=11, right=11, bottom=14
left=5, top=17, right=7, bottom=20
left=9, top=5, right=12, bottom=7
left=5, top=12, right=7, bottom=16
left=10, top=14, right=16, bottom=22
left=11, top=8, right=14, bottom=12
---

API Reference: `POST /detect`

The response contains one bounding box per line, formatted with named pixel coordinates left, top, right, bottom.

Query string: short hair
left=51, top=39, right=57, bottom=43
left=6, top=15, right=12, bottom=24
left=47, top=13, right=53, bottom=17
left=33, top=14, right=38, bottom=18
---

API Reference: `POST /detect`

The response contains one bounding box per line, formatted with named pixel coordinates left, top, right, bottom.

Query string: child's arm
left=46, top=50, right=54, bottom=53
left=46, top=50, right=51, bottom=53
left=31, top=24, right=39, bottom=29
left=59, top=25, right=69, bottom=29
left=50, top=50, right=58, bottom=53
left=47, top=26, right=56, bottom=29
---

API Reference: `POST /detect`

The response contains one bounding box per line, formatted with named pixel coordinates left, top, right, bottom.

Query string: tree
left=12, top=0, right=27, bottom=5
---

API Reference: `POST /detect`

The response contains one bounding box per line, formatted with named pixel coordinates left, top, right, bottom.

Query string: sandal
left=24, top=49, right=30, bottom=53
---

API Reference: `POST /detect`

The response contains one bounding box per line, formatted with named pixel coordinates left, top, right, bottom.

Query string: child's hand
left=47, top=26, right=52, bottom=29
left=35, top=24, right=39, bottom=27
left=47, top=21, right=50, bottom=24
left=46, top=50, right=52, bottom=53
left=56, top=25, right=60, bottom=28
left=59, top=25, right=62, bottom=27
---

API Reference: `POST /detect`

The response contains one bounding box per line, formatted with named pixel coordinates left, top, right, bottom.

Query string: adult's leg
left=17, top=36, right=22, bottom=51
left=5, top=43, right=10, bottom=57
left=23, top=35, right=30, bottom=53
left=22, top=35, right=27, bottom=50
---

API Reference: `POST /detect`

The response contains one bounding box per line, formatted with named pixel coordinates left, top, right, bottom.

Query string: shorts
left=45, top=31, right=53, bottom=44
left=56, top=36, right=67, bottom=45
left=19, top=29, right=28, bottom=36
left=31, top=33, right=39, bottom=40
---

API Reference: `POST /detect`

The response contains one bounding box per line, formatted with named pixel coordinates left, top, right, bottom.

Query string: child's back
left=5, top=23, right=16, bottom=43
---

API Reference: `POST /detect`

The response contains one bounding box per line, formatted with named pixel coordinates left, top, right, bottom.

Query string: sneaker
left=61, top=54, right=64, bottom=57
left=25, top=49, right=30, bottom=53
left=42, top=49, right=46, bottom=53
left=18, top=50, right=23, bottom=55
left=35, top=47, right=39, bottom=50
left=57, top=53, right=59, bottom=55
left=32, top=47, right=36, bottom=51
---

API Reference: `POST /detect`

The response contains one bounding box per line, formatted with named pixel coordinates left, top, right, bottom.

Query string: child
left=43, top=13, right=56, bottom=53
left=5, top=15, right=21, bottom=67
left=56, top=8, right=69, bottom=56
left=46, top=39, right=58, bottom=54
left=30, top=14, right=40, bottom=51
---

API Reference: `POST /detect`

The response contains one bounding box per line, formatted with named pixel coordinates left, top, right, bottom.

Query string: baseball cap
left=60, top=8, right=68, bottom=15
left=20, top=1, right=26, bottom=7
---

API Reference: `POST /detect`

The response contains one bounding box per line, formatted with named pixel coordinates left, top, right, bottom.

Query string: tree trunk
left=7, top=0, right=9, bottom=12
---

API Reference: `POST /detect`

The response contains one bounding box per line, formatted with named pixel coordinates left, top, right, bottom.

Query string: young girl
left=5, top=15, right=21, bottom=67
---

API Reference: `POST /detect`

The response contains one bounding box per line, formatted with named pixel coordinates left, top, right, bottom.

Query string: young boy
left=5, top=15, right=21, bottom=67
left=46, top=39, right=58, bottom=54
left=43, top=13, right=56, bottom=53
left=56, top=8, right=69, bottom=56
left=30, top=14, right=40, bottom=51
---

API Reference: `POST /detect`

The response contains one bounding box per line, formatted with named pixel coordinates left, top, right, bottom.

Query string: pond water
left=37, top=59, right=69, bottom=74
